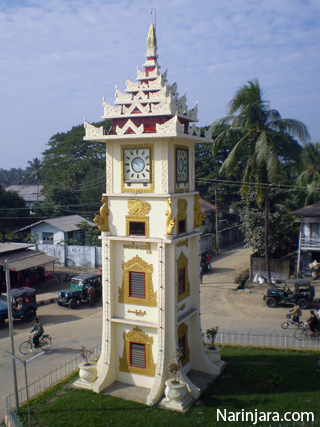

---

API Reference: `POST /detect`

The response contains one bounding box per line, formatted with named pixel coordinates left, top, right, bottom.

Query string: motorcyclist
left=289, top=302, right=302, bottom=323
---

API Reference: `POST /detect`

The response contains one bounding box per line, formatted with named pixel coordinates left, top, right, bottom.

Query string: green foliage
left=77, top=220, right=101, bottom=246
left=57, top=238, right=79, bottom=246
left=242, top=367, right=283, bottom=392
left=17, top=347, right=320, bottom=427
left=25, top=158, right=43, bottom=184
left=25, top=233, right=39, bottom=244
left=195, top=125, right=243, bottom=207
left=79, top=166, right=106, bottom=215
left=234, top=268, right=250, bottom=285
left=295, top=142, right=320, bottom=205
left=0, top=167, right=27, bottom=186
left=205, top=326, right=219, bottom=349
left=238, top=189, right=299, bottom=257
left=0, top=184, right=29, bottom=242
left=41, top=120, right=111, bottom=211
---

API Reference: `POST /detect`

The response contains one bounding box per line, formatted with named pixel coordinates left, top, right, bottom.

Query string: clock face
left=176, top=148, right=188, bottom=183
left=123, top=147, right=151, bottom=182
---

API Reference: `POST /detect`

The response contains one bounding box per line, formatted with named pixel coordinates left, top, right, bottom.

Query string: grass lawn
left=18, top=347, right=320, bottom=427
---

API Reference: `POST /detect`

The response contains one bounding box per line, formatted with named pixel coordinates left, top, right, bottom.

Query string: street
left=1, top=245, right=318, bottom=417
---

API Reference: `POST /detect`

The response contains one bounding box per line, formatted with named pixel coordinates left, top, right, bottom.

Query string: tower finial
left=147, top=23, right=157, bottom=48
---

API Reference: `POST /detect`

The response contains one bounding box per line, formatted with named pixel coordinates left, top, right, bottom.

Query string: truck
left=263, top=278, right=315, bottom=309
left=57, top=273, right=102, bottom=309
left=0, top=287, right=38, bottom=329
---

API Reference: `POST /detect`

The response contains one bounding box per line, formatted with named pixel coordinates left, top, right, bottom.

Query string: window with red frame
left=130, top=342, right=146, bottom=368
left=129, top=271, right=145, bottom=298
left=178, top=268, right=186, bottom=295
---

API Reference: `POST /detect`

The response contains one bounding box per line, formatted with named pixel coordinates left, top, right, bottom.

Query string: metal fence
left=213, top=330, right=320, bottom=350
left=5, top=342, right=101, bottom=427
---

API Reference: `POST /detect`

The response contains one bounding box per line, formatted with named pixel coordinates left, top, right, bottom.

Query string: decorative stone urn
left=205, top=346, right=221, bottom=364
left=159, top=378, right=192, bottom=412
left=79, top=362, right=98, bottom=382
left=74, top=362, right=98, bottom=390
left=164, top=378, right=187, bottom=402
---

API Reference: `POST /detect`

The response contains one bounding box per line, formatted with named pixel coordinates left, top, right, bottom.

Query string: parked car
left=263, top=279, right=315, bottom=309
left=0, top=287, right=38, bottom=329
left=57, top=273, right=102, bottom=309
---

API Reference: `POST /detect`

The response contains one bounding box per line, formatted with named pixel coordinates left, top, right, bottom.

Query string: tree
left=41, top=120, right=111, bottom=211
left=295, top=143, right=320, bottom=205
left=213, top=79, right=310, bottom=282
left=239, top=189, right=299, bottom=259
left=25, top=158, right=43, bottom=184
left=0, top=184, right=28, bottom=242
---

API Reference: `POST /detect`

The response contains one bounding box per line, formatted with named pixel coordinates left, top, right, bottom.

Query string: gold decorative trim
left=194, top=194, right=206, bottom=227
left=123, top=242, right=152, bottom=254
left=174, top=145, right=189, bottom=193
left=177, top=199, right=188, bottom=215
left=93, top=196, right=109, bottom=231
left=121, top=144, right=154, bottom=193
left=177, top=251, right=190, bottom=302
left=118, top=255, right=157, bottom=306
left=176, top=198, right=188, bottom=236
left=165, top=197, right=176, bottom=235
left=177, top=303, right=186, bottom=313
left=176, top=239, right=188, bottom=248
left=125, top=199, right=151, bottom=237
left=178, top=322, right=190, bottom=367
left=127, top=309, right=147, bottom=317
left=119, top=326, right=156, bottom=376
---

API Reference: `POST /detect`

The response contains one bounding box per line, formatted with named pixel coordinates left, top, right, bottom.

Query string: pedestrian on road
left=88, top=283, right=96, bottom=307
left=30, top=317, right=44, bottom=348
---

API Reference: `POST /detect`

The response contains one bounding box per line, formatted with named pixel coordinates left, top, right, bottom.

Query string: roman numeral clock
left=82, top=23, right=225, bottom=411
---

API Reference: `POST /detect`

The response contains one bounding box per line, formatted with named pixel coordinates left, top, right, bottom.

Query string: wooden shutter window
left=129, top=272, right=145, bottom=298
left=130, top=343, right=146, bottom=368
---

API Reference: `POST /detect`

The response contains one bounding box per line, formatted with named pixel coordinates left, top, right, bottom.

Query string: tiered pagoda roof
left=84, top=24, right=212, bottom=141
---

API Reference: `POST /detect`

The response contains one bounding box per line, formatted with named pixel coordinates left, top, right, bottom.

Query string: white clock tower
left=83, top=24, right=224, bottom=409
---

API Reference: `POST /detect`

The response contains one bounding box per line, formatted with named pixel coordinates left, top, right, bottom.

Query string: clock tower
left=83, top=24, right=224, bottom=409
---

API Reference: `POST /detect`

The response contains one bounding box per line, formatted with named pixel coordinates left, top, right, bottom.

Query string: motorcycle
left=281, top=313, right=304, bottom=329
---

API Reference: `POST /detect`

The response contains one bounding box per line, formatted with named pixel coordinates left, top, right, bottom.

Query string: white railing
left=208, top=330, right=320, bottom=350
left=301, top=237, right=320, bottom=249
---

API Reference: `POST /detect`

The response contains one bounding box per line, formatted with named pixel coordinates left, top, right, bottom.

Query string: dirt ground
left=200, top=245, right=320, bottom=334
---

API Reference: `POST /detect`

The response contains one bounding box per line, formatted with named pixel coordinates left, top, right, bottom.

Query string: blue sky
left=0, top=0, right=319, bottom=169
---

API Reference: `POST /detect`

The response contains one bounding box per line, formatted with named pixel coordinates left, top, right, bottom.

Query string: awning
left=0, top=250, right=58, bottom=272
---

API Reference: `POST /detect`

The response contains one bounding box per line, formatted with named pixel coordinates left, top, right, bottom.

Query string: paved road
left=0, top=300, right=103, bottom=416
left=1, top=246, right=319, bottom=417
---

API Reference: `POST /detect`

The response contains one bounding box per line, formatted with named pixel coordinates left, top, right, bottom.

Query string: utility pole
left=215, top=188, right=219, bottom=254
left=4, top=260, right=19, bottom=413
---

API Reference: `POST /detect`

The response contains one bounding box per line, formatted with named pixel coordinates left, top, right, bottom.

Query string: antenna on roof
left=151, top=7, right=156, bottom=31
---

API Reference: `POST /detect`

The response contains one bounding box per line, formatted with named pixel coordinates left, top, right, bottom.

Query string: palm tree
left=296, top=143, right=320, bottom=205
left=25, top=158, right=43, bottom=201
left=213, top=79, right=310, bottom=283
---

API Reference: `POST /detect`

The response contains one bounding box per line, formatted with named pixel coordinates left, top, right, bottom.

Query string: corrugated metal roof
left=43, top=215, right=96, bottom=232
left=0, top=243, right=32, bottom=254
left=6, top=185, right=45, bottom=202
left=0, top=249, right=58, bottom=272
left=16, top=215, right=96, bottom=233
left=291, top=201, right=320, bottom=217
